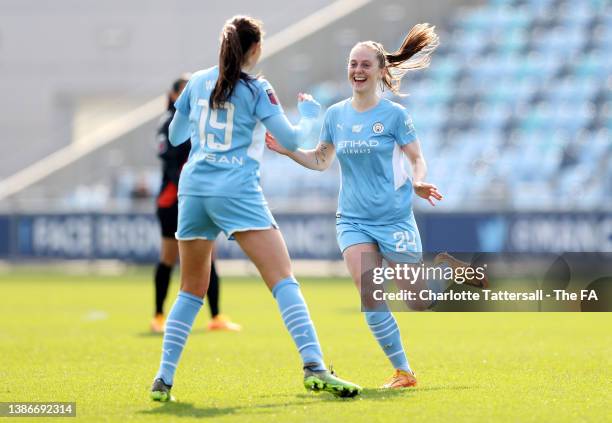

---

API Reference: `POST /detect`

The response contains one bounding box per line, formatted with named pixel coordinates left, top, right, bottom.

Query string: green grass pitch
left=0, top=268, right=610, bottom=422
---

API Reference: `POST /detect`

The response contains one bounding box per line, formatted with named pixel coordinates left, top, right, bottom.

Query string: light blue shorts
left=176, top=194, right=278, bottom=241
left=336, top=216, right=423, bottom=263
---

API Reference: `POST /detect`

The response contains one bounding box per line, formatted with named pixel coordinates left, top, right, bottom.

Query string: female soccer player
left=150, top=15, right=361, bottom=401
left=266, top=23, right=487, bottom=389
left=151, top=76, right=241, bottom=334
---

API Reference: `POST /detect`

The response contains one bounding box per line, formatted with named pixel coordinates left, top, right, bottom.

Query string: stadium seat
left=74, top=0, right=610, bottom=212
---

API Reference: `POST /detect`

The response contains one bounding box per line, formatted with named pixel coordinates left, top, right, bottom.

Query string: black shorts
left=157, top=204, right=178, bottom=238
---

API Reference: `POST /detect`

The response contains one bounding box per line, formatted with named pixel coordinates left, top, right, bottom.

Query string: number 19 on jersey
left=197, top=99, right=235, bottom=151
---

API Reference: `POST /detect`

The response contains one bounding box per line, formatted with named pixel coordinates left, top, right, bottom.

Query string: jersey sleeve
left=319, top=108, right=334, bottom=144
left=394, top=105, right=417, bottom=146
left=174, top=77, right=193, bottom=116
left=254, top=79, right=284, bottom=121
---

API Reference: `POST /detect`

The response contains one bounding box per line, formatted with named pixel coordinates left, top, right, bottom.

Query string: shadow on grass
left=293, top=388, right=412, bottom=402
left=140, top=384, right=479, bottom=418
left=257, top=384, right=478, bottom=403
left=294, top=384, right=477, bottom=401
left=140, top=402, right=240, bottom=419
left=140, top=398, right=340, bottom=419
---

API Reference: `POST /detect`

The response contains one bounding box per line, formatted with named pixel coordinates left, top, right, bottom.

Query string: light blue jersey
left=320, top=98, right=418, bottom=224
left=174, top=66, right=283, bottom=198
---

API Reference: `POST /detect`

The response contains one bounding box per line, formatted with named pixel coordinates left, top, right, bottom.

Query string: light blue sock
left=272, top=277, right=326, bottom=371
left=155, top=291, right=203, bottom=385
left=365, top=311, right=411, bottom=372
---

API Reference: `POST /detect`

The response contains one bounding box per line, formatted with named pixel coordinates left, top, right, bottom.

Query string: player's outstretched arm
left=266, top=132, right=335, bottom=172
left=401, top=141, right=443, bottom=206
left=261, top=93, right=320, bottom=152
left=168, top=111, right=190, bottom=146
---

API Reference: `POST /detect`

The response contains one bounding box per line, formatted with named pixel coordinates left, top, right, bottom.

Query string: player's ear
left=250, top=42, right=261, bottom=57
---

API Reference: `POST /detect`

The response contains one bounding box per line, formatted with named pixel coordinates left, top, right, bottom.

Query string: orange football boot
left=150, top=313, right=165, bottom=333
left=207, top=314, right=242, bottom=331
left=382, top=369, right=418, bottom=389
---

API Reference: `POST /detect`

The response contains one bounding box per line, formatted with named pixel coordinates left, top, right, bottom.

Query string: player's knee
left=160, top=241, right=179, bottom=265
left=159, top=254, right=176, bottom=267
left=264, top=268, right=295, bottom=290
left=263, top=258, right=293, bottom=287
left=180, top=285, right=206, bottom=298
left=180, top=278, right=208, bottom=298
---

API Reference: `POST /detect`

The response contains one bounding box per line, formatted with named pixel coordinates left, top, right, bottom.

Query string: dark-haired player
left=150, top=16, right=361, bottom=402
left=151, top=75, right=241, bottom=334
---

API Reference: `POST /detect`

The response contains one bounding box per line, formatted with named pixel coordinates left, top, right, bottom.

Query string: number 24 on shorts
left=394, top=230, right=416, bottom=252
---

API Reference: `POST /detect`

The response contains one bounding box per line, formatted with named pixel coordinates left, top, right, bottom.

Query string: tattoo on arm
left=314, top=144, right=328, bottom=167
left=319, top=144, right=328, bottom=162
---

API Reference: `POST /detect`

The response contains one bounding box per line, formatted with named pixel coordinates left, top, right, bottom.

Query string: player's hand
left=265, top=131, right=291, bottom=155
left=298, top=92, right=314, bottom=102
left=413, top=181, right=443, bottom=206
left=297, top=92, right=320, bottom=118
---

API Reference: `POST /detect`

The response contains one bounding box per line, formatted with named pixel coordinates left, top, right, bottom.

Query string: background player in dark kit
left=151, top=75, right=241, bottom=333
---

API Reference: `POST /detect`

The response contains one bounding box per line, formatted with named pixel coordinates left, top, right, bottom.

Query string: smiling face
left=348, top=44, right=384, bottom=95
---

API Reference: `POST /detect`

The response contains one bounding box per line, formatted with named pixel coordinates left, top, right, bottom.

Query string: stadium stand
left=264, top=0, right=612, bottom=212
left=4, top=0, right=609, bottom=213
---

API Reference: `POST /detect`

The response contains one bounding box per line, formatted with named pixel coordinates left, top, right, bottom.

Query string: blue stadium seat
left=90, top=0, right=610, bottom=212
